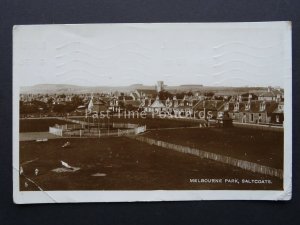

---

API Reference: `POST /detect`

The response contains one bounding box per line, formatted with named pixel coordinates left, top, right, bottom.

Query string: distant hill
left=20, top=84, right=155, bottom=94
left=21, top=84, right=89, bottom=94
left=20, top=83, right=273, bottom=95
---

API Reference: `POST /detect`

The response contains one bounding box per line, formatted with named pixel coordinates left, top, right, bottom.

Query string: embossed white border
left=13, top=22, right=292, bottom=203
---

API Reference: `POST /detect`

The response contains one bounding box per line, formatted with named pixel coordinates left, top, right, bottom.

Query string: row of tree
left=20, top=95, right=84, bottom=115
left=158, top=90, right=215, bottom=100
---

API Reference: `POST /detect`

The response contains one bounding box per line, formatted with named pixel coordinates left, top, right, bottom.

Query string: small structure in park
left=49, top=120, right=146, bottom=138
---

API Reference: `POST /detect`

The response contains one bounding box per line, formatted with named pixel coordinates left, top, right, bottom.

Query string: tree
left=20, top=103, right=39, bottom=115
left=59, top=94, right=66, bottom=98
left=47, top=97, right=54, bottom=105
left=71, top=95, right=83, bottom=108
left=31, top=100, right=48, bottom=112
left=204, top=92, right=215, bottom=98
left=176, top=92, right=185, bottom=99
left=118, top=101, right=125, bottom=109
left=186, top=91, right=193, bottom=96
left=214, top=96, right=224, bottom=100
left=158, top=91, right=173, bottom=100
left=125, top=104, right=138, bottom=111
left=53, top=104, right=66, bottom=114
left=65, top=102, right=76, bottom=113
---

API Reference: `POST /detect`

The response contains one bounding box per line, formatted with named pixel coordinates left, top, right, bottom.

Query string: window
left=218, top=112, right=224, bottom=118
left=260, top=102, right=266, bottom=111
left=250, top=114, right=254, bottom=122
left=224, top=103, right=229, bottom=111
left=234, top=103, right=239, bottom=111
left=242, top=113, right=246, bottom=123
left=245, top=103, right=250, bottom=110
left=258, top=113, right=262, bottom=123
left=276, top=115, right=280, bottom=123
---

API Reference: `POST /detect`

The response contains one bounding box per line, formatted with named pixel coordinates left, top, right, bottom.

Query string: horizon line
left=20, top=83, right=283, bottom=89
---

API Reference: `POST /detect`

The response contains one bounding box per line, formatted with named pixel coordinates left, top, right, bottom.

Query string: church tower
left=156, top=81, right=164, bottom=92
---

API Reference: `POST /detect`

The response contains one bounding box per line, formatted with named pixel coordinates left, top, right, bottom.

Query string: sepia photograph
left=13, top=22, right=292, bottom=203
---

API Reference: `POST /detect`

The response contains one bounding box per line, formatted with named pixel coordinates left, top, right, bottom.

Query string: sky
left=13, top=22, right=291, bottom=87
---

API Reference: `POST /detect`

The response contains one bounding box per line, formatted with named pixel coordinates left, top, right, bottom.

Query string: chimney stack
left=276, top=94, right=281, bottom=102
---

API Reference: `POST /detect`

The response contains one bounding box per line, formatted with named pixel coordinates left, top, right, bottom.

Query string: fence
left=49, top=126, right=63, bottom=136
left=118, top=129, right=136, bottom=136
left=59, top=118, right=88, bottom=126
left=134, top=125, right=147, bottom=134
left=59, top=117, right=142, bottom=129
left=113, top=123, right=139, bottom=129
left=59, top=124, right=147, bottom=138
left=131, top=136, right=283, bottom=179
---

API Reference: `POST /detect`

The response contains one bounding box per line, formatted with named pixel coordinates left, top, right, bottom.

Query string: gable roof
left=150, top=99, right=166, bottom=108
left=220, top=100, right=279, bottom=114
left=124, top=100, right=141, bottom=107
left=272, top=103, right=284, bottom=114
left=258, top=89, right=283, bottom=98
left=136, top=89, right=157, bottom=96
left=131, top=92, right=139, bottom=99
left=193, top=100, right=225, bottom=111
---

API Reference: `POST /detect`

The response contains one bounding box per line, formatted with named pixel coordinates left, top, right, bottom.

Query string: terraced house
left=141, top=95, right=200, bottom=117
left=218, top=94, right=284, bottom=125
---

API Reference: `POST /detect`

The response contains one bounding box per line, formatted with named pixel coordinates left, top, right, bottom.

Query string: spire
left=87, top=94, right=94, bottom=113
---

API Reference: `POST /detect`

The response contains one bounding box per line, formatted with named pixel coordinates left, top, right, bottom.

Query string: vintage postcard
left=13, top=22, right=292, bottom=203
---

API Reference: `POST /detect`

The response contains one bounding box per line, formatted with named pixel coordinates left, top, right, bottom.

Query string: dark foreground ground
left=145, top=127, right=283, bottom=169
left=20, top=137, right=282, bottom=191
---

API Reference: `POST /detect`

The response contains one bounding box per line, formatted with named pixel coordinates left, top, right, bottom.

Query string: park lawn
left=20, top=117, right=202, bottom=133
left=20, top=119, right=75, bottom=132
left=71, top=116, right=203, bottom=129
left=19, top=137, right=282, bottom=191
left=144, top=127, right=283, bottom=169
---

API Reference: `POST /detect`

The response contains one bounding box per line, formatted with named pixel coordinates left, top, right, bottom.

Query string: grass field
left=144, top=127, right=283, bottom=169
left=19, top=117, right=283, bottom=191
left=70, top=116, right=202, bottom=129
left=20, top=117, right=201, bottom=133
left=20, top=119, right=75, bottom=132
left=20, top=132, right=60, bottom=141
left=19, top=137, right=282, bottom=191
